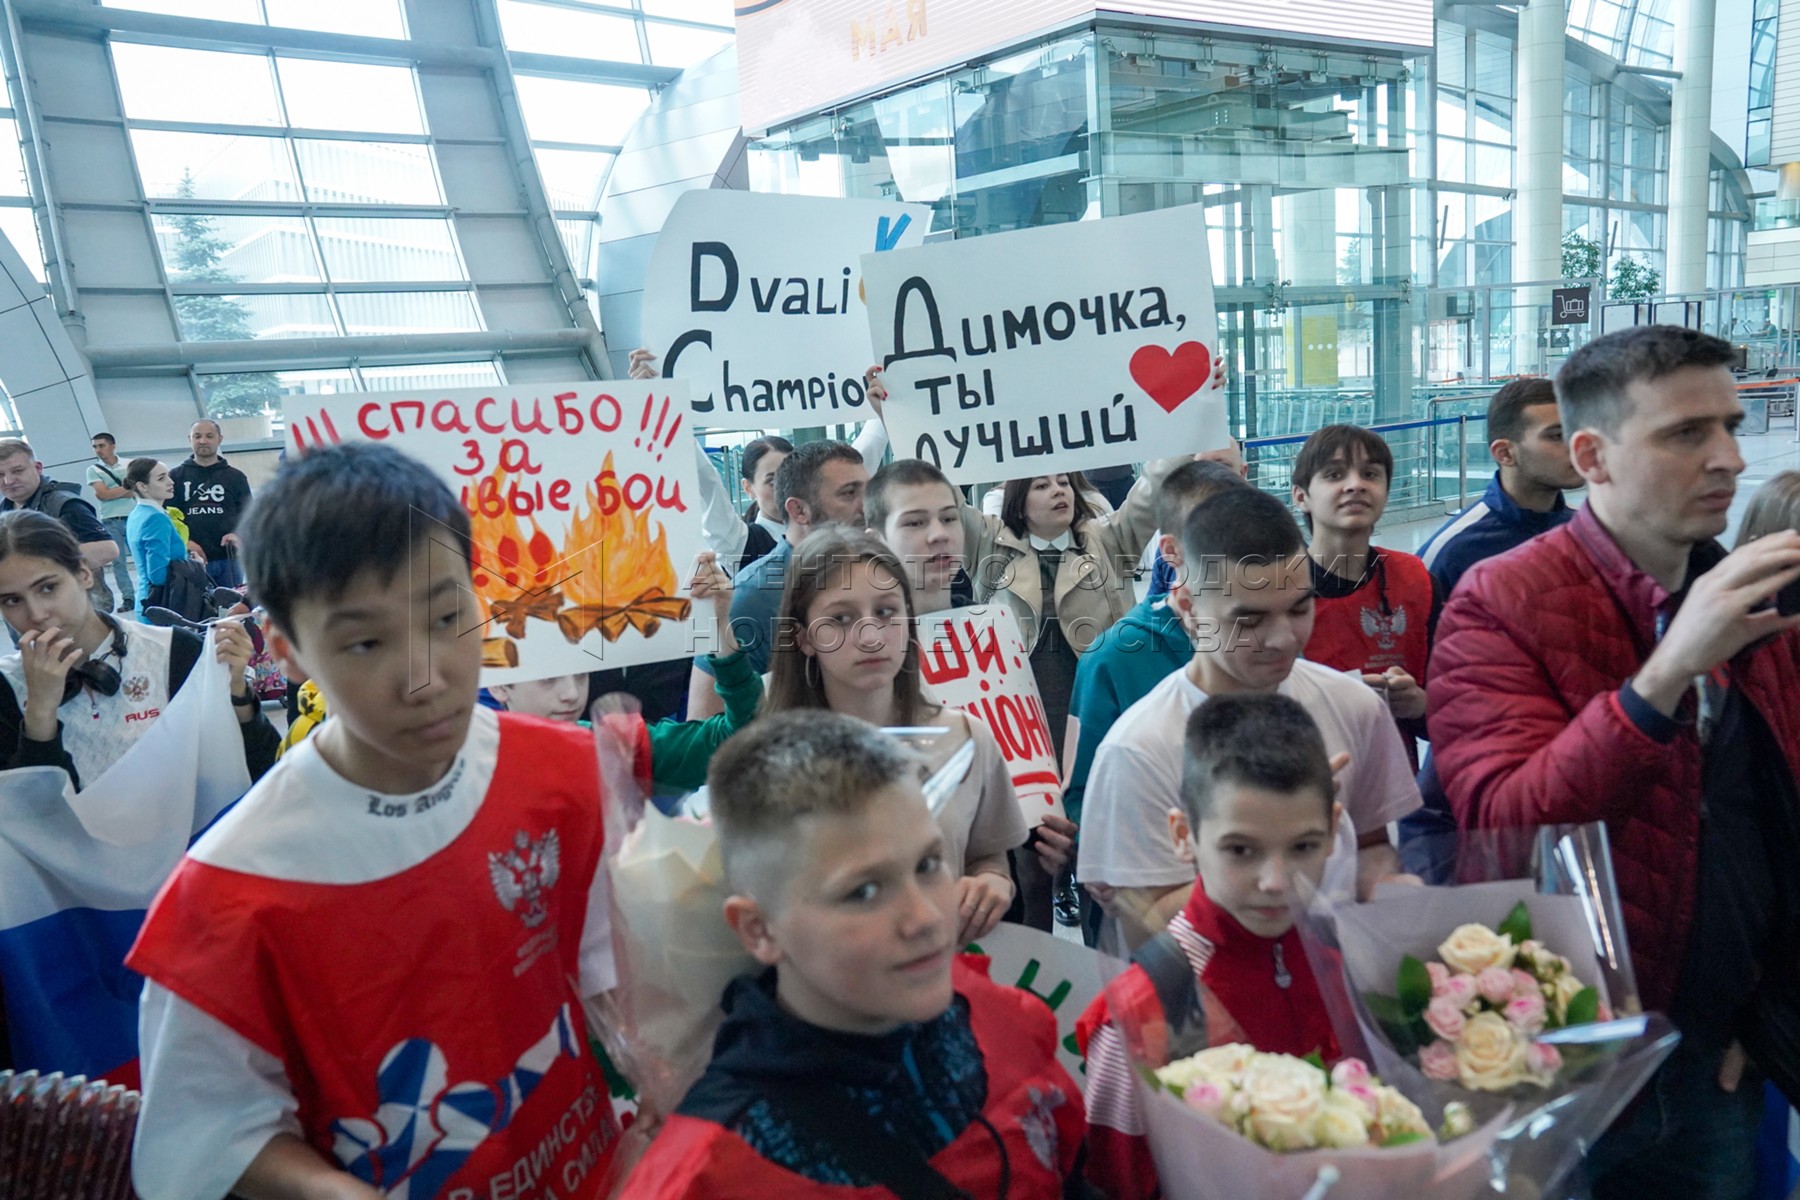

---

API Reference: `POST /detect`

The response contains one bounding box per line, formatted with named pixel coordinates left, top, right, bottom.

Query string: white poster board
left=283, top=383, right=702, bottom=684
left=967, top=923, right=1104, bottom=1082
left=862, top=204, right=1226, bottom=484
left=641, top=191, right=932, bottom=430
left=916, top=605, right=1065, bottom=825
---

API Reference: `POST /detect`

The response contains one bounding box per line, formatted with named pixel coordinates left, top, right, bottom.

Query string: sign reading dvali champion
left=860, top=204, right=1226, bottom=485
left=641, top=191, right=932, bottom=431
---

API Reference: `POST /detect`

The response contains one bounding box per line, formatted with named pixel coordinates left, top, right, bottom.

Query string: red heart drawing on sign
left=1129, top=341, right=1213, bottom=414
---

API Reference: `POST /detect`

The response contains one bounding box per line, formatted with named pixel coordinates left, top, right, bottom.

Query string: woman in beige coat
left=959, top=459, right=1177, bottom=763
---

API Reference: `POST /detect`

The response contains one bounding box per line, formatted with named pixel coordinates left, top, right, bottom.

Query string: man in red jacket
left=1429, top=325, right=1800, bottom=1200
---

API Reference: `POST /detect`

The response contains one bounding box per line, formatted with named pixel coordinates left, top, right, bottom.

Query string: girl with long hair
left=123, top=457, right=190, bottom=617
left=763, top=527, right=1026, bottom=942
left=0, top=510, right=277, bottom=789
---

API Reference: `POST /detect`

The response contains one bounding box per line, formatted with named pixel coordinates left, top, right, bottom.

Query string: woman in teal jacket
left=123, top=458, right=189, bottom=617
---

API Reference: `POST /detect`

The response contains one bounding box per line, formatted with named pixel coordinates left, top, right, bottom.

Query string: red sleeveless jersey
left=619, top=957, right=1086, bottom=1199
left=1307, top=547, right=1434, bottom=682
left=128, top=716, right=622, bottom=1200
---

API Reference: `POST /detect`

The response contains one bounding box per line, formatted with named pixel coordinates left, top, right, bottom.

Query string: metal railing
left=1243, top=410, right=1491, bottom=518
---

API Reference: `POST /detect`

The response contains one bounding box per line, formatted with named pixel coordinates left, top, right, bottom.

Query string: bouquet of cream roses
left=1293, top=823, right=1681, bottom=1195
left=1122, top=1035, right=1504, bottom=1200
left=1151, top=1045, right=1472, bottom=1151
left=1367, top=903, right=1611, bottom=1092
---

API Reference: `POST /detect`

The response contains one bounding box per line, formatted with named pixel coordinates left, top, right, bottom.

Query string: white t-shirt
left=132, top=706, right=617, bottom=1200
left=935, top=710, right=1029, bottom=874
left=1075, top=659, right=1422, bottom=888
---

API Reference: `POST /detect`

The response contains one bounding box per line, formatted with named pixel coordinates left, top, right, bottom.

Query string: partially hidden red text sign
left=284, top=383, right=703, bottom=685
left=916, top=605, right=1064, bottom=825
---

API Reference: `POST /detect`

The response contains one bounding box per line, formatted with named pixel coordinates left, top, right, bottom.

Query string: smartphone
left=1779, top=576, right=1800, bottom=617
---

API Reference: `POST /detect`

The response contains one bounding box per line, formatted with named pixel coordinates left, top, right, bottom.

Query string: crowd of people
left=1, top=323, right=1796, bottom=1200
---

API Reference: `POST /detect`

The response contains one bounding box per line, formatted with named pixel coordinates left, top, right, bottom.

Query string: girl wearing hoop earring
left=0, top=511, right=278, bottom=790
left=762, top=527, right=1025, bottom=943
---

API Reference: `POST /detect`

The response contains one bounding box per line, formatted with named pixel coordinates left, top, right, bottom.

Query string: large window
left=0, top=100, right=40, bottom=283
left=112, top=40, right=485, bottom=418
left=1748, top=0, right=1778, bottom=167
left=497, top=2, right=736, bottom=285
left=102, top=0, right=407, bottom=39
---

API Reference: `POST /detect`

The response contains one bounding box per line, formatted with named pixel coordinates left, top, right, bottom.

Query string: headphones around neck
left=59, top=614, right=127, bottom=704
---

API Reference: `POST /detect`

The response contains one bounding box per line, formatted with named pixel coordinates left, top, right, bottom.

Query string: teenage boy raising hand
left=128, top=444, right=629, bottom=1200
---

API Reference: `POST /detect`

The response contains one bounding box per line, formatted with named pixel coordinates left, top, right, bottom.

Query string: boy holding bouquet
left=620, top=711, right=1090, bottom=1198
left=1077, top=694, right=1344, bottom=1200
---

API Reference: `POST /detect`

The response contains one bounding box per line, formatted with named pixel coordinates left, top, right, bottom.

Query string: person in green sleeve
left=488, top=550, right=759, bottom=793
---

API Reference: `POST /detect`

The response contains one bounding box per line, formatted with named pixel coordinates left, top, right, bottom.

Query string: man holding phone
left=1430, top=326, right=1800, bottom=1200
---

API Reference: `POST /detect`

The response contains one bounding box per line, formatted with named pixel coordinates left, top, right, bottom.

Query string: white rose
left=1455, top=1011, right=1529, bottom=1091
left=1159, top=1042, right=1257, bottom=1091
left=1371, top=1086, right=1431, bottom=1141
left=1437, top=924, right=1518, bottom=975
left=1548, top=972, right=1588, bottom=1024
left=1241, top=1055, right=1326, bottom=1151
left=1313, top=1090, right=1373, bottom=1149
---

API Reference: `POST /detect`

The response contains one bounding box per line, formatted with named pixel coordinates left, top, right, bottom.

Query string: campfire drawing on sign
left=465, top=467, right=564, bottom=668
left=555, top=452, right=690, bottom=644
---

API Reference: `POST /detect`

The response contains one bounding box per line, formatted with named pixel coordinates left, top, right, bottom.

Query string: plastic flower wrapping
left=1293, top=822, right=1681, bottom=1195
left=587, top=698, right=759, bottom=1119
left=1102, top=968, right=1509, bottom=1200
left=1098, top=813, right=1509, bottom=1200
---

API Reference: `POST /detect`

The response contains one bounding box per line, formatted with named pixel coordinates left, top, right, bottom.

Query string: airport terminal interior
left=5, top=0, right=1800, bottom=1197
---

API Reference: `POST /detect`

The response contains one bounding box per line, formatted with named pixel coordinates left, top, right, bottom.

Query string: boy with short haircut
left=1076, top=488, right=1419, bottom=947
left=864, top=458, right=970, bottom=615
left=621, top=711, right=1089, bottom=1199
left=1289, top=425, right=1437, bottom=734
left=1418, top=379, right=1581, bottom=599
left=1064, top=460, right=1251, bottom=831
left=128, top=443, right=626, bottom=1200
left=1077, top=694, right=1344, bottom=1200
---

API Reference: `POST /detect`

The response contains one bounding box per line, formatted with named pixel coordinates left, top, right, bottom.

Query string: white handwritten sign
left=917, top=606, right=1064, bottom=826
left=641, top=191, right=932, bottom=430
left=862, top=204, right=1226, bottom=484
left=968, top=923, right=1105, bottom=1081
left=283, top=383, right=702, bottom=684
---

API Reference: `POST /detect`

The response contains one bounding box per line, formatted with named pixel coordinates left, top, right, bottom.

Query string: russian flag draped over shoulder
left=0, top=633, right=250, bottom=1084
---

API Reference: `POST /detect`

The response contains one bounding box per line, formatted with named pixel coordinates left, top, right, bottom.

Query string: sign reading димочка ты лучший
left=860, top=203, right=1227, bottom=486
left=640, top=191, right=932, bottom=431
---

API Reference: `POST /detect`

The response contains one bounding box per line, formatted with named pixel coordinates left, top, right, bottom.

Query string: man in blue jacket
left=1419, top=378, right=1584, bottom=601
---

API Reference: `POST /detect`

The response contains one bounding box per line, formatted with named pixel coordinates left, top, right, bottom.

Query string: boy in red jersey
left=621, top=711, right=1090, bottom=1199
left=1290, top=425, right=1437, bottom=756
left=1077, top=694, right=1343, bottom=1200
left=129, top=443, right=626, bottom=1200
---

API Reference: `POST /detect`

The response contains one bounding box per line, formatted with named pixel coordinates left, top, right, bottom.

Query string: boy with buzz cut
left=127, top=443, right=627, bottom=1200
left=620, top=711, right=1091, bottom=1200
left=1076, top=488, right=1420, bottom=948
left=1077, top=693, right=1345, bottom=1200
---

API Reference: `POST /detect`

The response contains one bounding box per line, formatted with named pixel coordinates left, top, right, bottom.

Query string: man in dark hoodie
left=168, top=419, right=253, bottom=589
left=620, top=711, right=1091, bottom=1200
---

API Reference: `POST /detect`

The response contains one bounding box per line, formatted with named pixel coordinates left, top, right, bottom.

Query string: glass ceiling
left=1566, top=0, right=1676, bottom=70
